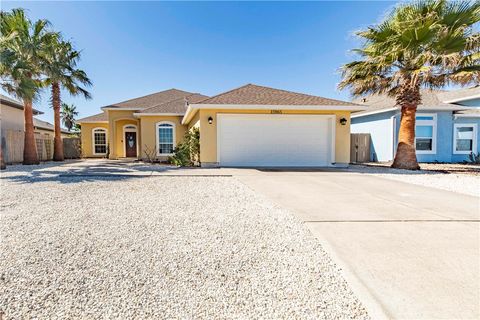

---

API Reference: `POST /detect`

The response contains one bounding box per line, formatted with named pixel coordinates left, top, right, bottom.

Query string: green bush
left=468, top=152, right=480, bottom=164
left=169, top=128, right=200, bottom=166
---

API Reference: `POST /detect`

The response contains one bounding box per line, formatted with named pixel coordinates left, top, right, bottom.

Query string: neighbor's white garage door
left=217, top=114, right=334, bottom=167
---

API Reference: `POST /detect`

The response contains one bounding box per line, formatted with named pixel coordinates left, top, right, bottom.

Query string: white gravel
left=350, top=165, right=480, bottom=197
left=0, top=171, right=368, bottom=319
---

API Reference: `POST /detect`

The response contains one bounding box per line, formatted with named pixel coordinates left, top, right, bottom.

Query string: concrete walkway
left=1, top=159, right=236, bottom=177
left=235, top=170, right=480, bottom=319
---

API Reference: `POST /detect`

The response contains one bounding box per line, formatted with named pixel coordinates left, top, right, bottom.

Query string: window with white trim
left=93, top=128, right=107, bottom=155
left=454, top=124, right=477, bottom=154
left=415, top=115, right=436, bottom=154
left=156, top=122, right=175, bottom=155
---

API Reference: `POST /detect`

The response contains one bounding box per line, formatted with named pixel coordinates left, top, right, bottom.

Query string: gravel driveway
left=350, top=164, right=480, bottom=197
left=0, top=171, right=368, bottom=319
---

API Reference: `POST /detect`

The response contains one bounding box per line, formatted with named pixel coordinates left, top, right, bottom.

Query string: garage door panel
left=218, top=114, right=332, bottom=167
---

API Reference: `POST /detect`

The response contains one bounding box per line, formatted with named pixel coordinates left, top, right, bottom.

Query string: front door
left=125, top=132, right=137, bottom=157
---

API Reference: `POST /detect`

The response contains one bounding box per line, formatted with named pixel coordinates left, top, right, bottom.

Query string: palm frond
left=339, top=0, right=480, bottom=99
left=0, top=8, right=54, bottom=102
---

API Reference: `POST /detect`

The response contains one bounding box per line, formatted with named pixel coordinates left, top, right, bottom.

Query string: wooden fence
left=1, top=130, right=25, bottom=163
left=63, top=137, right=81, bottom=159
left=35, top=134, right=53, bottom=161
left=1, top=129, right=81, bottom=164
left=350, top=133, right=371, bottom=163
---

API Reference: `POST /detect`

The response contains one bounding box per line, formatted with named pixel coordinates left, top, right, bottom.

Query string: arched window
left=156, top=122, right=175, bottom=155
left=92, top=128, right=107, bottom=155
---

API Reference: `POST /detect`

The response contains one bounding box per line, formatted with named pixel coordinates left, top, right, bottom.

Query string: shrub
left=468, top=152, right=480, bottom=164
left=169, top=128, right=200, bottom=166
left=143, top=144, right=157, bottom=163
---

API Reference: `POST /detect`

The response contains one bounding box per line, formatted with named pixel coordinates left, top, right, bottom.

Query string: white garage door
left=217, top=114, right=334, bottom=167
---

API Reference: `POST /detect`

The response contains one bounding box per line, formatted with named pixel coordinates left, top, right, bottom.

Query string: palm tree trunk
left=392, top=105, right=420, bottom=170
left=52, top=82, right=64, bottom=161
left=23, top=99, right=39, bottom=165
left=0, top=135, right=6, bottom=170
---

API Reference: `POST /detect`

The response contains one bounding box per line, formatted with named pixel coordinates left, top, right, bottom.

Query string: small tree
left=43, top=39, right=91, bottom=161
left=169, top=128, right=200, bottom=166
left=142, top=144, right=157, bottom=163
left=72, top=123, right=81, bottom=132
left=61, top=102, right=79, bottom=132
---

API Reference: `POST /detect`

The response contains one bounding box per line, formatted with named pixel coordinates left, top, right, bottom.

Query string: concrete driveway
left=235, top=170, right=480, bottom=319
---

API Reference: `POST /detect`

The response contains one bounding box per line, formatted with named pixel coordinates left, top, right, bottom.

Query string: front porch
left=108, top=113, right=140, bottom=159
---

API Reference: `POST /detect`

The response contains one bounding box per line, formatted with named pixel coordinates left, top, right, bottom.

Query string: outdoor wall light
left=339, top=117, right=348, bottom=125
left=208, top=116, right=213, bottom=124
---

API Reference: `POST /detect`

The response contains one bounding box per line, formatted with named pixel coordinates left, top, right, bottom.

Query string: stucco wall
left=81, top=112, right=187, bottom=160
left=393, top=111, right=479, bottom=163
left=138, top=115, right=186, bottom=160
left=114, top=119, right=139, bottom=157
left=351, top=111, right=395, bottom=161
left=408, top=111, right=453, bottom=163
left=33, top=128, right=70, bottom=137
left=194, top=109, right=351, bottom=166
left=452, top=98, right=480, bottom=162
left=188, top=111, right=200, bottom=130
left=34, top=128, right=54, bottom=136
left=1, top=103, right=24, bottom=132
left=451, top=116, right=480, bottom=162
left=80, top=122, right=109, bottom=157
left=353, top=110, right=479, bottom=163
left=107, top=110, right=139, bottom=159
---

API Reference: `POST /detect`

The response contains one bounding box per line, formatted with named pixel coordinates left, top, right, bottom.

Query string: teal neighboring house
left=351, top=86, right=480, bottom=163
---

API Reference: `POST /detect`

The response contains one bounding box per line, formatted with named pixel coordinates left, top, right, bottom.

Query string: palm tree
left=0, top=8, right=57, bottom=165
left=61, top=102, right=79, bottom=132
left=43, top=39, right=91, bottom=161
left=0, top=136, right=5, bottom=170
left=72, top=123, right=81, bottom=133
left=339, top=0, right=479, bottom=170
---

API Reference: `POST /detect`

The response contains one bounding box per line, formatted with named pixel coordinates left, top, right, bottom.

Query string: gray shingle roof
left=0, top=94, right=42, bottom=115
left=196, top=84, right=358, bottom=106
left=77, top=112, right=108, bottom=123
left=33, top=118, right=69, bottom=133
left=139, top=93, right=209, bottom=114
left=352, top=89, right=465, bottom=116
left=104, top=89, right=197, bottom=109
left=438, top=86, right=480, bottom=103
left=454, top=109, right=480, bottom=116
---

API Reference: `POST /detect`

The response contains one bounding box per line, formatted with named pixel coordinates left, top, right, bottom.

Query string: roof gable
left=105, top=89, right=196, bottom=109
left=139, top=93, right=209, bottom=114
left=196, top=84, right=357, bottom=106
left=77, top=112, right=108, bottom=123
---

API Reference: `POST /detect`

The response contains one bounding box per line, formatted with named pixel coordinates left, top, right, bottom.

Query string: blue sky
left=2, top=1, right=396, bottom=122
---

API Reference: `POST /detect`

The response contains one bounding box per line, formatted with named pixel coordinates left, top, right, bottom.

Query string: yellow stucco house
left=77, top=84, right=363, bottom=167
